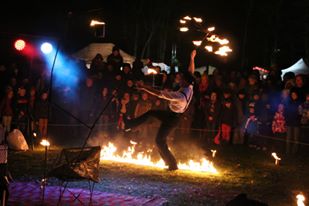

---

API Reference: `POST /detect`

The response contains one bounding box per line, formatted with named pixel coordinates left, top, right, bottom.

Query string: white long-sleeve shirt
left=158, top=85, right=193, bottom=113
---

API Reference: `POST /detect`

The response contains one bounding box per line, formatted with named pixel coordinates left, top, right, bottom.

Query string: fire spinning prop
left=100, top=140, right=218, bottom=174
left=179, top=16, right=232, bottom=56
left=271, top=152, right=281, bottom=165
left=296, top=193, right=305, bottom=206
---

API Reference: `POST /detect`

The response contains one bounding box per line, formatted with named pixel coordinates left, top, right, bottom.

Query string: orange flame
left=183, top=16, right=192, bottom=21
left=147, top=68, right=158, bottom=75
left=215, top=46, right=232, bottom=56
left=271, top=152, right=281, bottom=165
left=179, top=19, right=186, bottom=24
left=207, top=27, right=215, bottom=32
left=207, top=35, right=229, bottom=45
left=100, top=141, right=218, bottom=174
left=180, top=27, right=189, bottom=32
left=193, top=41, right=202, bottom=46
left=211, top=150, right=217, bottom=158
left=296, top=193, right=305, bottom=206
left=193, top=17, right=203, bottom=23
left=205, top=45, right=213, bottom=52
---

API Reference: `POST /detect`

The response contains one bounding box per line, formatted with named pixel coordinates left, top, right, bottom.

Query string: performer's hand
left=191, top=49, right=197, bottom=60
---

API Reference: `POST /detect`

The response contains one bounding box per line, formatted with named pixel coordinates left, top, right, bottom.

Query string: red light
left=14, top=39, right=26, bottom=51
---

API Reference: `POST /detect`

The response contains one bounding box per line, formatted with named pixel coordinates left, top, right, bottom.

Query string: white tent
left=72, top=43, right=136, bottom=65
left=281, top=58, right=309, bottom=79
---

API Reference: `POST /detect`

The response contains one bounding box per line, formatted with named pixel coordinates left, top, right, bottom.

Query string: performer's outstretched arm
left=137, top=83, right=161, bottom=98
left=188, top=49, right=196, bottom=74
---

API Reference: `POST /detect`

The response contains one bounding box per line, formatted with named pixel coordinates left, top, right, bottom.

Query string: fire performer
left=124, top=50, right=196, bottom=171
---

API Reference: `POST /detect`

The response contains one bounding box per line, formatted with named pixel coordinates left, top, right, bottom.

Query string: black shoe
left=123, top=119, right=132, bottom=132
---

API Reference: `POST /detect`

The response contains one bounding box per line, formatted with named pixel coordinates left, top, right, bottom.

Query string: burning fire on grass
left=100, top=140, right=218, bottom=174
left=296, top=193, right=306, bottom=206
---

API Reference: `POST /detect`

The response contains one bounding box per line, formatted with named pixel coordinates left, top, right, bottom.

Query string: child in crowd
left=243, top=91, right=262, bottom=147
left=272, top=103, right=287, bottom=153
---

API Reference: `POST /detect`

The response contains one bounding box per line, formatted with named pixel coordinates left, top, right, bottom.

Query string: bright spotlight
left=14, top=39, right=26, bottom=51
left=40, top=42, right=53, bottom=54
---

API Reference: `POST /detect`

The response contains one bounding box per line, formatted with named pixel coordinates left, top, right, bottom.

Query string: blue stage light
left=40, top=42, right=53, bottom=54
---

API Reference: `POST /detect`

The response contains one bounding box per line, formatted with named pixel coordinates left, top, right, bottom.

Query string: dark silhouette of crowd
left=1, top=47, right=309, bottom=156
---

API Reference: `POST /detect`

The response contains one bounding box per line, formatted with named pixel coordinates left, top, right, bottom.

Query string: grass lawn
left=6, top=145, right=309, bottom=206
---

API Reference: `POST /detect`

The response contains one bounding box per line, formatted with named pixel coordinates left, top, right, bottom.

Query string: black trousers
left=127, top=110, right=180, bottom=169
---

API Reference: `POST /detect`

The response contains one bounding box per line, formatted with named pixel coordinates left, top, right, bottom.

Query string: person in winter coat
left=284, top=88, right=302, bottom=155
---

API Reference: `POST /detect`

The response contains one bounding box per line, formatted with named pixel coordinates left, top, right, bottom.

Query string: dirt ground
left=6, top=144, right=309, bottom=206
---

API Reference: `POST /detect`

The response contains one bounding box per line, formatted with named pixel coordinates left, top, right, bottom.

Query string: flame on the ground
left=100, top=141, right=218, bottom=174
left=296, top=193, right=305, bottom=206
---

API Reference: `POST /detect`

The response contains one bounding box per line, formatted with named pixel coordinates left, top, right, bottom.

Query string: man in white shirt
left=125, top=50, right=196, bottom=171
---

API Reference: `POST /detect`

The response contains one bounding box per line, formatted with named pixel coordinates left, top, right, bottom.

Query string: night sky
left=1, top=0, right=308, bottom=70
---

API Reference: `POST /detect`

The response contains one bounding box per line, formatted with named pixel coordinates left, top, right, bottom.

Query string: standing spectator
left=284, top=88, right=302, bottom=155
left=28, top=87, right=37, bottom=136
left=198, top=74, right=209, bottom=96
left=118, top=92, right=131, bottom=130
left=244, top=92, right=262, bottom=147
left=0, top=89, right=14, bottom=136
left=98, top=87, right=113, bottom=133
left=79, top=77, right=98, bottom=124
left=127, top=92, right=140, bottom=120
left=215, top=98, right=235, bottom=144
left=134, top=92, right=152, bottom=118
left=107, top=46, right=123, bottom=72
left=15, top=86, right=28, bottom=138
left=293, top=74, right=307, bottom=102
left=246, top=74, right=260, bottom=99
left=300, top=93, right=309, bottom=125
left=0, top=65, right=9, bottom=98
left=90, top=53, right=105, bottom=77
left=299, top=93, right=309, bottom=148
left=35, top=91, right=49, bottom=140
left=132, top=58, right=144, bottom=80
left=233, top=89, right=247, bottom=144
left=134, top=92, right=152, bottom=139
left=272, top=103, right=287, bottom=153
left=204, top=91, right=221, bottom=143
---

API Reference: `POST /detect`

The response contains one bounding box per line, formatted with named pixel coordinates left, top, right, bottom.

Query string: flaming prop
left=147, top=68, right=158, bottom=75
left=296, top=193, right=305, bottom=206
left=179, top=16, right=232, bottom=56
left=100, top=140, right=218, bottom=174
left=271, top=152, right=281, bottom=165
left=211, top=150, right=217, bottom=158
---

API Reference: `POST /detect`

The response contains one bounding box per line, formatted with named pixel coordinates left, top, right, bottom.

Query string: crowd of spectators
left=1, top=46, right=309, bottom=155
